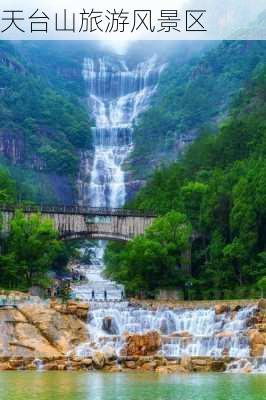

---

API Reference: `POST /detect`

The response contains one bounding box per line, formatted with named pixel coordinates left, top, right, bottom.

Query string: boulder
left=124, top=360, right=137, bottom=369
left=180, top=356, right=192, bottom=371
left=102, top=316, right=119, bottom=335
left=102, top=345, right=117, bottom=361
left=215, top=304, right=230, bottom=315
left=210, top=360, right=226, bottom=372
left=92, top=351, right=105, bottom=369
left=250, top=344, right=264, bottom=357
left=105, top=365, right=122, bottom=372
left=258, top=299, right=266, bottom=311
left=81, top=358, right=93, bottom=368
left=232, top=305, right=242, bottom=312
left=122, top=331, right=161, bottom=356
left=248, top=329, right=265, bottom=357
left=141, top=361, right=157, bottom=371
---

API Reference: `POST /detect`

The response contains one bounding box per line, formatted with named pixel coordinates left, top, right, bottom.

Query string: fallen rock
left=102, top=345, right=117, bottom=361
left=141, top=361, right=157, bottom=371
left=250, top=344, right=264, bottom=357
left=215, top=304, right=230, bottom=315
left=92, top=351, right=105, bottom=369
left=81, top=358, right=93, bottom=368
left=102, top=316, right=119, bottom=335
left=122, top=331, right=161, bottom=356
left=210, top=360, right=226, bottom=372
left=180, top=356, right=192, bottom=371
left=124, top=360, right=137, bottom=369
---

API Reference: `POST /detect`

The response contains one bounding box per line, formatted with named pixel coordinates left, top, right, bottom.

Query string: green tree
left=105, top=211, right=192, bottom=295
left=0, top=211, right=61, bottom=289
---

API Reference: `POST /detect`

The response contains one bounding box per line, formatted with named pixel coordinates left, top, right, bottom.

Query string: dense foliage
left=0, top=41, right=92, bottom=178
left=105, top=65, right=266, bottom=299
left=0, top=211, right=61, bottom=289
left=0, top=170, right=76, bottom=290
left=130, top=41, right=266, bottom=179
left=105, top=211, right=192, bottom=294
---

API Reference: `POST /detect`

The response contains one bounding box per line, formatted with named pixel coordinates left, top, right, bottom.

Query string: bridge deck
left=0, top=205, right=156, bottom=218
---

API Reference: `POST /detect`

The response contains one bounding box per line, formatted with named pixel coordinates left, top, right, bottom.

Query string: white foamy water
left=75, top=54, right=163, bottom=302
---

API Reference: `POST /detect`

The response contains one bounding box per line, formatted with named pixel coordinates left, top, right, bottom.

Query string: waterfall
left=75, top=54, right=163, bottom=301
left=72, top=55, right=265, bottom=369
left=78, top=54, right=162, bottom=210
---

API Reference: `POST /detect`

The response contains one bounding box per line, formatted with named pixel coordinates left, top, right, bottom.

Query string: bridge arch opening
left=60, top=231, right=132, bottom=242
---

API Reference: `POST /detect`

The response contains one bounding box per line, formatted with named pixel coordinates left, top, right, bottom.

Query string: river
left=0, top=372, right=265, bottom=400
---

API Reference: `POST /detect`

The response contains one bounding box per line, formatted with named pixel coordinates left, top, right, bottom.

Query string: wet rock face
left=215, top=304, right=231, bottom=315
left=102, top=316, right=119, bottom=335
left=50, top=300, right=89, bottom=321
left=248, top=329, right=266, bottom=357
left=0, top=308, right=60, bottom=359
left=19, top=303, right=88, bottom=354
left=0, top=302, right=89, bottom=359
left=122, top=331, right=161, bottom=356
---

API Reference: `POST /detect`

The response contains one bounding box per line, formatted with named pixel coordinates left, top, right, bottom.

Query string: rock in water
left=215, top=304, right=230, bottom=315
left=102, top=316, right=119, bottom=335
left=258, top=299, right=266, bottom=311
left=122, top=331, right=161, bottom=356
left=92, top=351, right=105, bottom=369
left=102, top=345, right=116, bottom=361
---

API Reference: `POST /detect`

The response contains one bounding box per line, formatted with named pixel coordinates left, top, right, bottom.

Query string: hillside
left=105, top=64, right=266, bottom=299
left=130, top=40, right=266, bottom=180
left=0, top=41, right=92, bottom=203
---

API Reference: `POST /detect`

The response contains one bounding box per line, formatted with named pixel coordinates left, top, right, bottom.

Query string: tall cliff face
left=0, top=41, right=93, bottom=204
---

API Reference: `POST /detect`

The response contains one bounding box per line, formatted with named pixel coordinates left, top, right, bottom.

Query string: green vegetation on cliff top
left=105, top=64, right=266, bottom=300
left=130, top=41, right=266, bottom=179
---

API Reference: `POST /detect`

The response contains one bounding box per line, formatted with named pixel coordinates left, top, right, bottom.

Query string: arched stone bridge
left=0, top=205, right=157, bottom=242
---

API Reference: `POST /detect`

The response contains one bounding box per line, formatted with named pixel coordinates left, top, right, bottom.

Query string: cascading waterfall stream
left=72, top=54, right=265, bottom=372
left=74, top=55, right=162, bottom=301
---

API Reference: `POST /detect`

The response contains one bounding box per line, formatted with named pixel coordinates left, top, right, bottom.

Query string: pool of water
left=0, top=372, right=265, bottom=400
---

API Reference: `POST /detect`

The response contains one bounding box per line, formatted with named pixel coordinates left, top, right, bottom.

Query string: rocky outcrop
left=92, top=351, right=105, bottom=369
left=258, top=299, right=266, bottom=311
left=50, top=300, right=89, bottom=321
left=19, top=303, right=88, bottom=354
left=248, top=329, right=266, bottom=357
left=121, top=331, right=161, bottom=356
left=0, top=308, right=59, bottom=358
left=0, top=301, right=89, bottom=359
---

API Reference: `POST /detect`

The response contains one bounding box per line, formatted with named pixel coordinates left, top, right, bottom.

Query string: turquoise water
left=0, top=372, right=265, bottom=400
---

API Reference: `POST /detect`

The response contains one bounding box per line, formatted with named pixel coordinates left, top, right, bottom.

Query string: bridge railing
left=0, top=204, right=157, bottom=218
